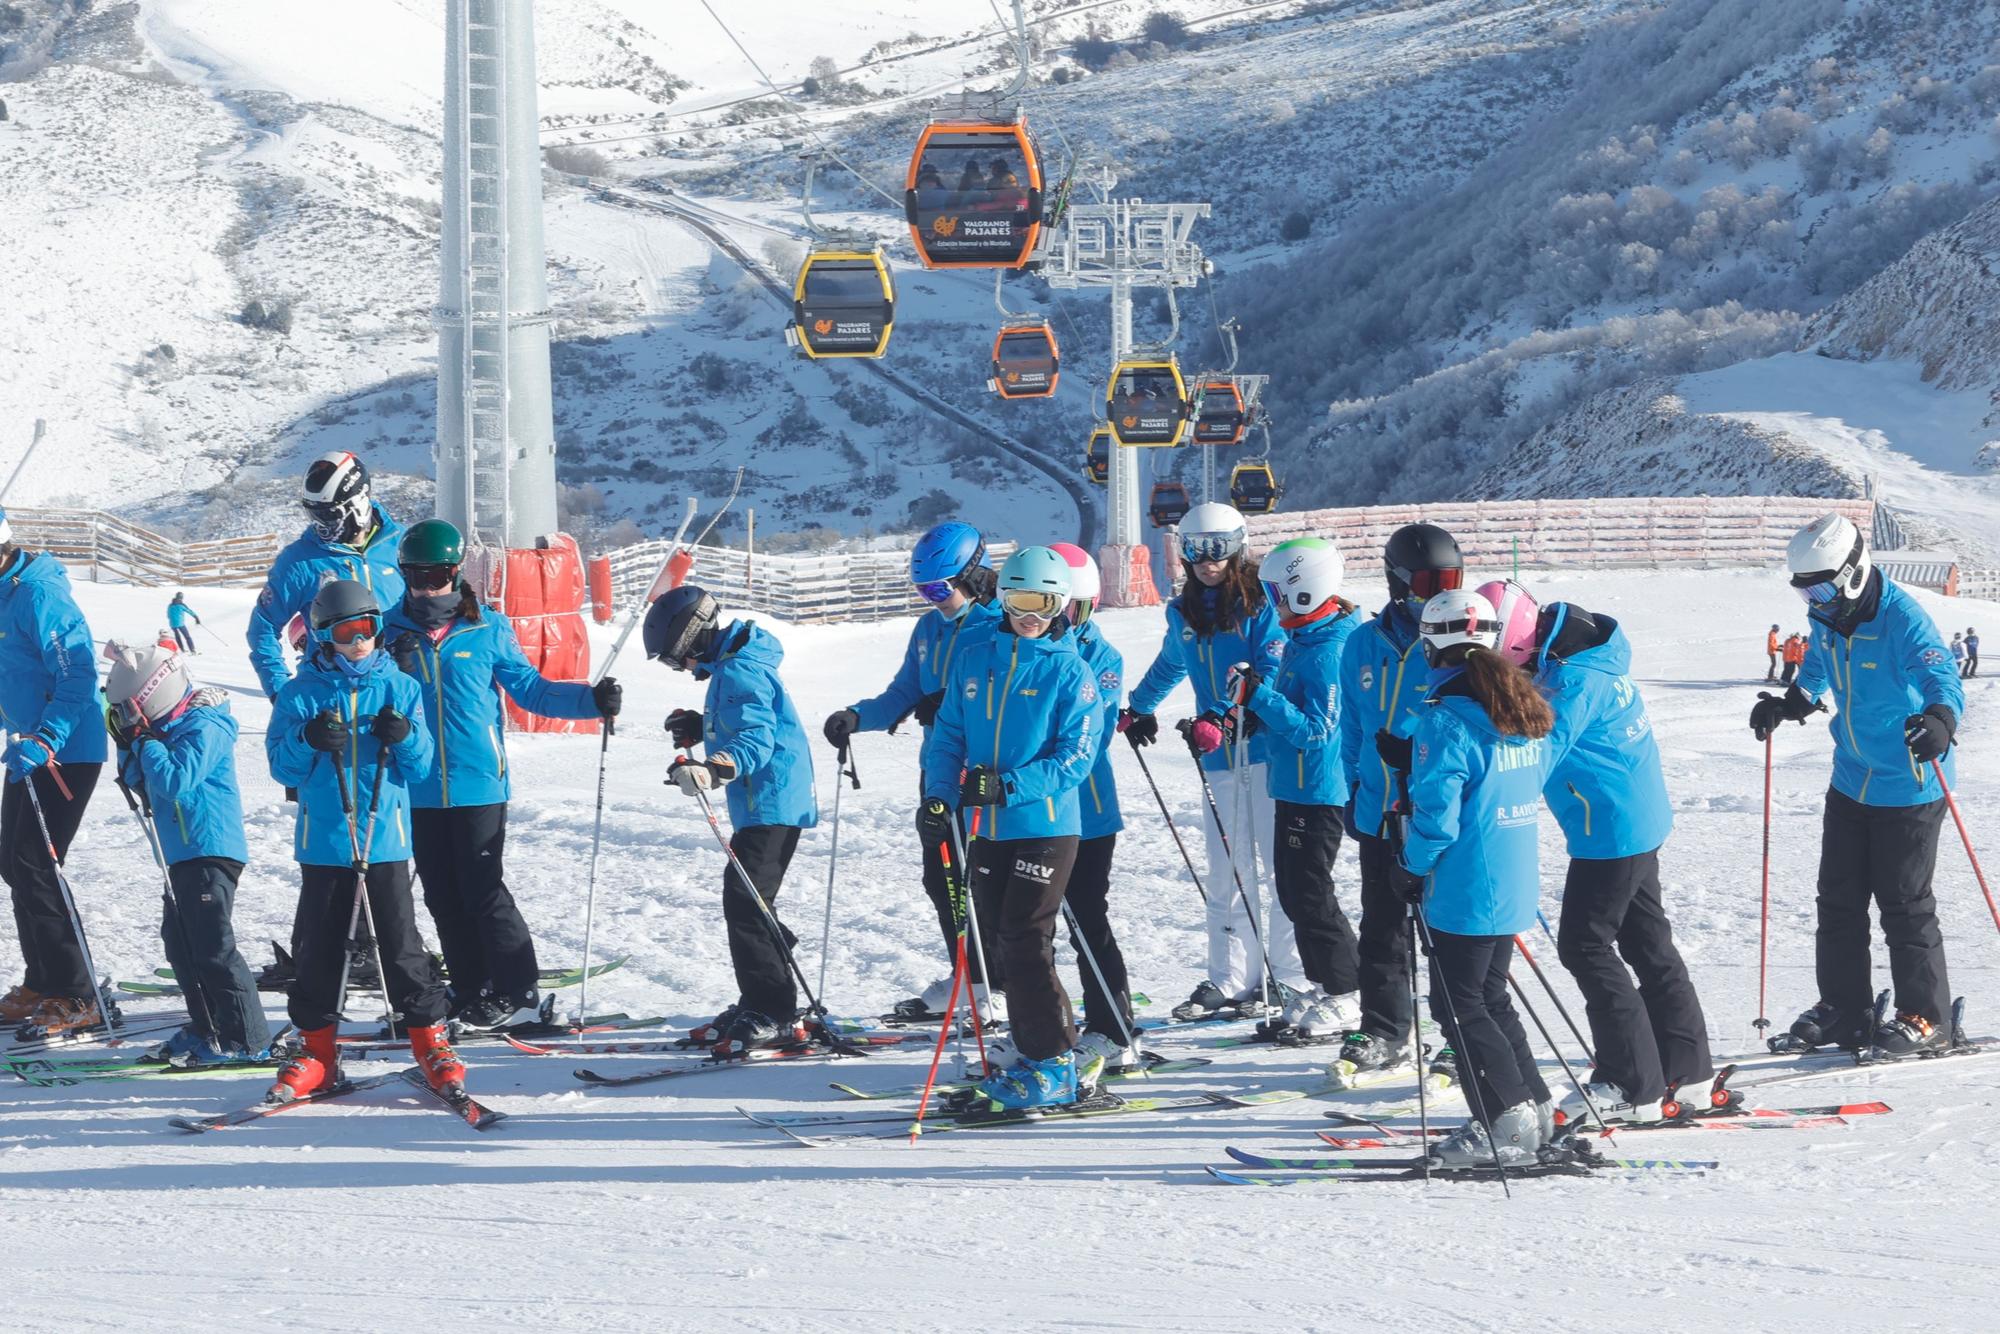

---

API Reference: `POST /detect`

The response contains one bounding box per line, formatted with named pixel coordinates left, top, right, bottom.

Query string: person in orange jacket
left=1765, top=624, right=1780, bottom=681
left=1780, top=632, right=1806, bottom=685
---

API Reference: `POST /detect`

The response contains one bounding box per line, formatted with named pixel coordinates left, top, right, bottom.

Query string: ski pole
left=576, top=718, right=612, bottom=1029
left=1536, top=909, right=1559, bottom=951
left=1060, top=898, right=1142, bottom=1067
left=1225, top=667, right=1270, bottom=1019
left=910, top=884, right=971, bottom=1143
left=947, top=807, right=995, bottom=1071
left=1511, top=934, right=1595, bottom=1066
left=1505, top=968, right=1617, bottom=1144
left=114, top=770, right=217, bottom=1039
left=200, top=622, right=227, bottom=650
left=1386, top=776, right=1428, bottom=1183
left=815, top=741, right=860, bottom=1013
left=1933, top=758, right=2000, bottom=937
left=18, top=761, right=116, bottom=1035
left=1126, top=742, right=1210, bottom=909
left=329, top=741, right=396, bottom=1033
left=1177, top=720, right=1278, bottom=1002
left=1756, top=731, right=1773, bottom=1037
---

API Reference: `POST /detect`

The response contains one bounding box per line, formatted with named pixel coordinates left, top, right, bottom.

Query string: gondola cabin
left=1148, top=481, right=1192, bottom=528
left=991, top=323, right=1060, bottom=398
left=1106, top=359, right=1189, bottom=447
left=1191, top=380, right=1249, bottom=446
left=905, top=121, right=1043, bottom=269
left=1229, top=461, right=1280, bottom=515
left=790, top=250, right=894, bottom=359
left=1085, top=426, right=1110, bottom=484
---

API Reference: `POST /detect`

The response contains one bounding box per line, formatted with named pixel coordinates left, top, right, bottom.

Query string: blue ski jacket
left=0, top=550, right=108, bottom=769
left=1536, top=611, right=1675, bottom=859
left=925, top=623, right=1098, bottom=841
left=383, top=602, right=597, bottom=810
left=696, top=621, right=819, bottom=831
left=1072, top=617, right=1125, bottom=840
left=1339, top=603, right=1430, bottom=838
left=267, top=647, right=433, bottom=867
left=1797, top=574, right=1964, bottom=807
left=167, top=599, right=198, bottom=629
left=246, top=505, right=406, bottom=700
left=1246, top=610, right=1358, bottom=807
left=1127, top=589, right=1285, bottom=773
left=1401, top=679, right=1550, bottom=938
left=848, top=599, right=1002, bottom=770
left=120, top=694, right=249, bottom=866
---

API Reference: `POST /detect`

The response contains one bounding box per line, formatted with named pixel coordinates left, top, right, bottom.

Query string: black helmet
left=1383, top=523, right=1463, bottom=606
left=302, top=452, right=372, bottom=543
left=643, top=584, right=720, bottom=667
left=309, top=578, right=381, bottom=635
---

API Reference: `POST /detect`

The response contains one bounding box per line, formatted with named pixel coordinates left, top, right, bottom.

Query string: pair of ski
left=2, top=1012, right=184, bottom=1057
left=570, top=1032, right=914, bottom=1087
left=1312, top=1097, right=1894, bottom=1150
left=120, top=955, right=630, bottom=1000
left=299, top=1011, right=666, bottom=1058
left=170, top=1067, right=504, bottom=1133
left=6, top=1053, right=278, bottom=1087
left=1207, top=1139, right=1721, bottom=1185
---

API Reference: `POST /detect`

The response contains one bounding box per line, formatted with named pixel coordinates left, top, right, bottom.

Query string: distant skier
left=648, top=583, right=819, bottom=1057
left=1765, top=624, right=1780, bottom=682
left=1781, top=632, right=1805, bottom=686
left=1750, top=513, right=1963, bottom=1055
left=821, top=521, right=1000, bottom=1022
left=1951, top=632, right=1965, bottom=677
left=1967, top=627, right=1981, bottom=678
left=167, top=592, right=202, bottom=654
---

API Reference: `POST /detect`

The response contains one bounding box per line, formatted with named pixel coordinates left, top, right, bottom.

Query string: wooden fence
left=603, top=538, right=1018, bottom=624
left=5, top=507, right=280, bottom=586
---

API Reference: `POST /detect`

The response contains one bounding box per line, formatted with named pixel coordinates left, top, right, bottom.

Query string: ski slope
left=3, top=567, right=1999, bottom=1332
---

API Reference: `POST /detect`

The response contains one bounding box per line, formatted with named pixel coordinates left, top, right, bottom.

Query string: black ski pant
left=1780, top=661, right=1798, bottom=686
left=1556, top=847, right=1712, bottom=1103
left=412, top=803, right=538, bottom=1003
left=919, top=799, right=988, bottom=985
left=1064, top=833, right=1132, bottom=1040
left=1353, top=829, right=1413, bottom=1041
left=1765, top=652, right=1779, bottom=682
left=288, top=861, right=446, bottom=1031
left=970, top=834, right=1079, bottom=1062
left=1273, top=801, right=1359, bottom=995
left=1427, top=927, right=1551, bottom=1122
left=1966, top=651, right=1979, bottom=678
left=3, top=762, right=99, bottom=998
left=172, top=626, right=197, bottom=654
left=723, top=824, right=802, bottom=1022
left=1815, top=788, right=1951, bottom=1029
left=161, top=857, right=270, bottom=1053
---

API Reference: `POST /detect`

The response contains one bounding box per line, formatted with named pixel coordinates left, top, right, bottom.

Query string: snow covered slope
left=4, top=568, right=1999, bottom=1331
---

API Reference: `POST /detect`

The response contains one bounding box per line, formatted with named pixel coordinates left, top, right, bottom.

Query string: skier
left=1333, top=522, right=1465, bottom=1079
left=923, top=547, right=1099, bottom=1108
left=1765, top=624, right=1780, bottom=682
left=264, top=579, right=462, bottom=1102
left=821, top=521, right=1000, bottom=1021
left=1392, top=586, right=1555, bottom=1169
left=167, top=592, right=202, bottom=654
left=646, top=583, right=820, bottom=1056
left=1781, top=632, right=1805, bottom=685
left=1225, top=537, right=1365, bottom=1038
left=0, top=506, right=109, bottom=1036
left=1482, top=579, right=1713, bottom=1122
left=1122, top=502, right=1300, bottom=1021
left=1750, top=512, right=1964, bottom=1054
left=1966, top=627, right=1981, bottom=678
left=383, top=519, right=622, bottom=1031
left=1951, top=632, right=1965, bottom=677
left=246, top=452, right=405, bottom=702
left=104, top=642, right=269, bottom=1063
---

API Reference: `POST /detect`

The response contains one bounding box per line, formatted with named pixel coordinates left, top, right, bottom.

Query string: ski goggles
left=326, top=614, right=381, bottom=646
left=400, top=563, right=458, bottom=592
left=915, top=578, right=958, bottom=605
left=1180, top=530, right=1245, bottom=564
left=1001, top=588, right=1063, bottom=621
left=1789, top=571, right=1843, bottom=605
left=1393, top=565, right=1463, bottom=601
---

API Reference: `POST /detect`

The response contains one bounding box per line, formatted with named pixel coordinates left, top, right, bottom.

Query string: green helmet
left=398, top=518, right=464, bottom=568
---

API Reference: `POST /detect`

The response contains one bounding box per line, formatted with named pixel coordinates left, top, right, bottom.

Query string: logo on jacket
left=1180, top=627, right=1195, bottom=642
left=1359, top=665, right=1374, bottom=691
left=1923, top=648, right=1946, bottom=666
left=1098, top=668, right=1119, bottom=694
left=1013, top=859, right=1054, bottom=882
left=1079, top=678, right=1098, bottom=705
left=964, top=681, right=978, bottom=699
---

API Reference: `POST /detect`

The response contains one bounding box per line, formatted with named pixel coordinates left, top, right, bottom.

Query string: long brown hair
left=1459, top=646, right=1552, bottom=738
left=1178, top=555, right=1266, bottom=635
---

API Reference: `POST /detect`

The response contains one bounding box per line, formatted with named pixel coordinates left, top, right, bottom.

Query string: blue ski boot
left=978, top=1052, right=1080, bottom=1110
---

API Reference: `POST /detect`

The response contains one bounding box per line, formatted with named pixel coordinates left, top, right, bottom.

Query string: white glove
left=669, top=755, right=734, bottom=797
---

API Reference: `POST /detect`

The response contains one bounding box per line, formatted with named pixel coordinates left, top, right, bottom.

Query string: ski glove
left=104, top=703, right=143, bottom=751
left=823, top=708, right=860, bottom=748
left=1224, top=662, right=1262, bottom=703
left=668, top=754, right=736, bottom=796
left=1118, top=709, right=1158, bottom=749
left=388, top=632, right=422, bottom=676
left=665, top=708, right=704, bottom=749
left=911, top=691, right=945, bottom=729
left=304, top=710, right=350, bottom=754
left=1184, top=714, right=1226, bottom=756
left=1375, top=728, right=1414, bottom=774
left=1749, top=686, right=1821, bottom=741
left=959, top=766, right=1005, bottom=807
left=1904, top=704, right=1957, bottom=763
left=370, top=707, right=412, bottom=746
left=592, top=676, right=623, bottom=719
left=916, top=797, right=954, bottom=845
left=2, top=733, right=54, bottom=778
left=1393, top=865, right=1427, bottom=906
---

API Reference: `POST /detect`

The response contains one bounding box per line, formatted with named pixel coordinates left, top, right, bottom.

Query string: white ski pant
left=1198, top=761, right=1305, bottom=995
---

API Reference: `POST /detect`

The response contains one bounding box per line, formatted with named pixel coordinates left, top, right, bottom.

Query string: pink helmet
left=1048, top=542, right=1101, bottom=616
left=1473, top=579, right=1540, bottom=667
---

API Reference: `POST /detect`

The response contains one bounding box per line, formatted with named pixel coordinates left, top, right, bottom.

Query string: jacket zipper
left=1568, top=782, right=1591, bottom=838
left=990, top=640, right=1019, bottom=840
left=425, top=639, right=451, bottom=806
left=1377, top=639, right=1413, bottom=821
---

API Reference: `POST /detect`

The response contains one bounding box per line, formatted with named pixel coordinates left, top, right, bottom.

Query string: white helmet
left=103, top=641, right=193, bottom=728
left=1260, top=538, right=1344, bottom=628
left=1177, top=502, right=1247, bottom=564
left=1048, top=543, right=1101, bottom=610
left=1787, top=512, right=1871, bottom=604
left=1419, top=588, right=1500, bottom=666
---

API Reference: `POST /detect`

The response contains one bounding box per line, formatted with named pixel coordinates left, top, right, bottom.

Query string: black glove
left=665, top=708, right=703, bottom=749
left=1375, top=728, right=1414, bottom=774
left=1905, top=704, right=1956, bottom=763
left=1119, top=709, right=1158, bottom=750
left=1393, top=865, right=1426, bottom=906
left=389, top=632, right=422, bottom=675
left=304, top=710, right=349, bottom=754
left=371, top=706, right=411, bottom=746
left=823, top=708, right=860, bottom=748
left=1341, top=799, right=1360, bottom=841
left=912, top=691, right=945, bottom=728
left=959, top=766, right=1005, bottom=807
left=1749, top=686, right=1820, bottom=741
left=916, top=797, right=954, bottom=845
left=592, top=676, right=623, bottom=719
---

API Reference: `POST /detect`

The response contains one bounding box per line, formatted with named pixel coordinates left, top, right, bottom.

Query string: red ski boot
left=268, top=1025, right=339, bottom=1104
left=409, top=1022, right=468, bottom=1097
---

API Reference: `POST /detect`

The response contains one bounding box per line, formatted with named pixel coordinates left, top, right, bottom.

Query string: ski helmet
left=309, top=578, right=382, bottom=644
left=1177, top=502, right=1248, bottom=565
left=1787, top=512, right=1871, bottom=605
left=1384, top=523, right=1463, bottom=607
left=1472, top=579, right=1540, bottom=667
left=643, top=584, right=720, bottom=667
left=997, top=546, right=1072, bottom=622
left=1418, top=587, right=1499, bottom=667
left=1260, top=538, right=1344, bottom=629
left=910, top=521, right=987, bottom=603
left=302, top=451, right=372, bottom=543
left=398, top=518, right=465, bottom=569
left=102, top=641, right=193, bottom=728
left=1048, top=542, right=1101, bottom=621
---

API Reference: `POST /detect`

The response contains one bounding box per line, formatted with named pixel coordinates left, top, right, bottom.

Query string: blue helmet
left=910, top=521, right=986, bottom=588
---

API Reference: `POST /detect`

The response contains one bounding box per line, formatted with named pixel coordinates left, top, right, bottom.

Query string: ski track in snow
left=2, top=571, right=1999, bottom=1331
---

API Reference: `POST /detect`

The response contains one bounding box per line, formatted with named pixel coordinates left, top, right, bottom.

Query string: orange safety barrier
left=587, top=555, right=614, bottom=624
left=498, top=535, right=596, bottom=735
left=1097, top=543, right=1161, bottom=609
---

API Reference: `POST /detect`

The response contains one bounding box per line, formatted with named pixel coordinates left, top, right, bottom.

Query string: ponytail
left=1460, top=646, right=1552, bottom=738
left=456, top=582, right=483, bottom=623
